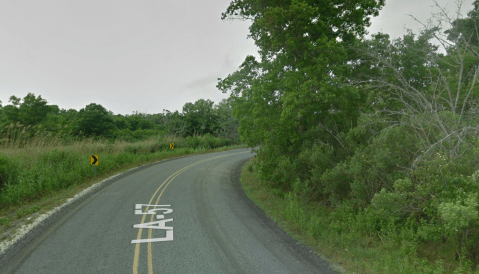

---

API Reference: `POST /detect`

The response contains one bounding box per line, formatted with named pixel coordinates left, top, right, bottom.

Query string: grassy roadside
left=240, top=158, right=478, bottom=274
left=0, top=135, right=245, bottom=246
left=240, top=158, right=350, bottom=273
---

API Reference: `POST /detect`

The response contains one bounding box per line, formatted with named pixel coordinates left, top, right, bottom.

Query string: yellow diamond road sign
left=91, top=155, right=99, bottom=165
left=169, top=143, right=174, bottom=150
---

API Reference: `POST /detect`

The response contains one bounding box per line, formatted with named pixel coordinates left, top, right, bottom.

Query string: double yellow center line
left=132, top=151, right=248, bottom=274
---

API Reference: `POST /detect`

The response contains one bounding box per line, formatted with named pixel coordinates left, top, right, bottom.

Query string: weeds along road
left=0, top=148, right=335, bottom=274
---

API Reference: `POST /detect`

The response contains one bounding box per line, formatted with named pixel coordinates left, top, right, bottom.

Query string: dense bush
left=0, top=153, right=18, bottom=193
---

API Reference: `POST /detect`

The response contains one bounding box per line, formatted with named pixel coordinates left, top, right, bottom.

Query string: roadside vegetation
left=222, top=0, right=479, bottom=272
left=0, top=95, right=243, bottom=241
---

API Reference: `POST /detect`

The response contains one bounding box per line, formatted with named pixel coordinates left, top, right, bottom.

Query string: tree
left=143, top=113, right=167, bottom=132
left=18, top=93, right=54, bottom=127
left=218, top=0, right=386, bottom=185
left=0, top=93, right=60, bottom=133
left=351, top=1, right=479, bottom=167
left=58, top=109, right=79, bottom=134
left=163, top=110, right=187, bottom=137
left=444, top=5, right=479, bottom=48
left=77, top=103, right=115, bottom=137
left=126, top=115, right=154, bottom=131
left=182, top=99, right=218, bottom=136
left=2, top=96, right=21, bottom=125
left=113, top=114, right=130, bottom=130
left=213, top=99, right=239, bottom=142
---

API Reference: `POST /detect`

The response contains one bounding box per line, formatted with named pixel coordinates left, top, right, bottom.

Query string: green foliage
left=184, top=136, right=200, bottom=148
left=15, top=205, right=40, bottom=219
left=218, top=0, right=385, bottom=162
left=284, top=191, right=306, bottom=226
left=445, top=9, right=479, bottom=50
left=0, top=94, right=57, bottom=129
left=213, top=99, right=239, bottom=142
left=319, top=161, right=353, bottom=206
left=19, top=94, right=57, bottom=128
left=126, top=115, right=154, bottom=131
left=182, top=99, right=218, bottom=136
left=348, top=125, right=417, bottom=204
left=112, top=128, right=134, bottom=141
left=0, top=153, right=19, bottom=193
left=0, top=93, right=242, bottom=210
left=0, top=91, right=240, bottom=146
left=0, top=93, right=240, bottom=151
left=113, top=114, right=130, bottom=130
left=221, top=0, right=479, bottom=269
left=0, top=135, right=240, bottom=208
left=77, top=103, right=115, bottom=137
left=438, top=193, right=478, bottom=234
left=0, top=216, right=10, bottom=226
left=182, top=134, right=231, bottom=150
left=218, top=0, right=479, bottom=271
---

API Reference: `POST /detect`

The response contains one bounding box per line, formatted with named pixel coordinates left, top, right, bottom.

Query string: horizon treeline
left=0, top=94, right=242, bottom=208
left=219, top=0, right=479, bottom=270
left=0, top=94, right=239, bottom=144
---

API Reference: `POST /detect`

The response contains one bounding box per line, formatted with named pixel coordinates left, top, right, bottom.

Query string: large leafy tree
left=143, top=113, right=168, bottom=132
left=77, top=103, right=115, bottom=137
left=182, top=99, right=218, bottom=136
left=213, top=99, right=240, bottom=142
left=113, top=114, right=130, bottom=130
left=444, top=4, right=479, bottom=48
left=19, top=93, right=57, bottom=127
left=351, top=1, right=479, bottom=165
left=2, top=103, right=19, bottom=127
left=126, top=115, right=154, bottom=131
left=162, top=110, right=187, bottom=137
left=1, top=93, right=57, bottom=128
left=218, top=0, right=385, bottom=185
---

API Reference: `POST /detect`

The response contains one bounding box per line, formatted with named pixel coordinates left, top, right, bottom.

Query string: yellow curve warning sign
left=91, top=155, right=99, bottom=165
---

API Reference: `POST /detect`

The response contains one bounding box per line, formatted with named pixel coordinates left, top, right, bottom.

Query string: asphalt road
left=1, top=148, right=337, bottom=274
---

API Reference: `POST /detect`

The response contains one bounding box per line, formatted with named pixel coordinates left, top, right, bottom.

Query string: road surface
left=0, top=148, right=336, bottom=274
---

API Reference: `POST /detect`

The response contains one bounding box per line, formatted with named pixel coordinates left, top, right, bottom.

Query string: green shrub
left=202, top=133, right=214, bottom=149
left=112, top=128, right=134, bottom=142
left=149, top=142, right=165, bottom=153
left=185, top=136, right=200, bottom=148
left=132, top=129, right=157, bottom=140
left=15, top=205, right=40, bottom=218
left=366, top=149, right=479, bottom=266
left=318, top=161, right=352, bottom=206
left=438, top=192, right=478, bottom=235
left=348, top=125, right=417, bottom=204
left=253, top=143, right=289, bottom=189
left=0, top=216, right=10, bottom=226
left=270, top=155, right=295, bottom=190
left=284, top=192, right=307, bottom=225
left=0, top=153, right=17, bottom=193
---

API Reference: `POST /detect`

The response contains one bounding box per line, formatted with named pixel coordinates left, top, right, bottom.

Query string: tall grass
left=0, top=130, right=238, bottom=209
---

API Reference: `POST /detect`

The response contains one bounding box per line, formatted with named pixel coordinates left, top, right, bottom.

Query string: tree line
left=219, top=0, right=479, bottom=269
left=0, top=94, right=239, bottom=143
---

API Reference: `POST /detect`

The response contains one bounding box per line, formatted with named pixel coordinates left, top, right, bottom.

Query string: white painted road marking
left=133, top=219, right=173, bottom=230
left=131, top=204, right=174, bottom=244
left=130, top=230, right=173, bottom=243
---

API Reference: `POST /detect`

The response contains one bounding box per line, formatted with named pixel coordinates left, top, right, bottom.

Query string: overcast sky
left=0, top=0, right=476, bottom=115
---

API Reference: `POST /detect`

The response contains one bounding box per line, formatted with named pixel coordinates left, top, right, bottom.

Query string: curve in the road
left=0, top=149, right=337, bottom=274
left=132, top=151, right=249, bottom=274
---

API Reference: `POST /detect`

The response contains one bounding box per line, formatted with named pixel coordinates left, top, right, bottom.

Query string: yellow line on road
left=132, top=151, right=248, bottom=274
